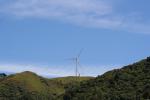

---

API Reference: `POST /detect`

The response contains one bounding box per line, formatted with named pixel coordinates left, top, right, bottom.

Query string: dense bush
left=64, top=57, right=150, bottom=100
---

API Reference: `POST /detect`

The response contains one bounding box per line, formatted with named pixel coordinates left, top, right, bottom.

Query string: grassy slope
left=0, top=71, right=52, bottom=100
left=50, top=76, right=93, bottom=86
left=64, top=57, right=150, bottom=100
left=0, top=71, right=93, bottom=100
left=7, top=71, right=48, bottom=92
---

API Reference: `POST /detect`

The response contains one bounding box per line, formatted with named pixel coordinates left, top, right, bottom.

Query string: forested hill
left=64, top=57, right=150, bottom=100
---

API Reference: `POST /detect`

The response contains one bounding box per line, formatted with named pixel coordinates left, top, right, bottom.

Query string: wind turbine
left=68, top=49, right=83, bottom=77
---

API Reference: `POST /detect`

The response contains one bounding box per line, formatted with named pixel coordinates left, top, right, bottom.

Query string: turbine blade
left=78, top=62, right=82, bottom=68
left=77, top=62, right=84, bottom=76
left=65, top=58, right=76, bottom=61
left=77, top=48, right=84, bottom=58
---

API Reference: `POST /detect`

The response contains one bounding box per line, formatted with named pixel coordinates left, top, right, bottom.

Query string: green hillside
left=0, top=57, right=150, bottom=100
left=64, top=57, right=150, bottom=100
left=0, top=71, right=92, bottom=100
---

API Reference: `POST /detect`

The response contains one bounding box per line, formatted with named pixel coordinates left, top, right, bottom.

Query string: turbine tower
left=68, top=49, right=83, bottom=77
left=75, top=49, right=82, bottom=77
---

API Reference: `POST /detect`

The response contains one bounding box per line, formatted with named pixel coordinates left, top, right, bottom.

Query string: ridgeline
left=0, top=57, right=150, bottom=100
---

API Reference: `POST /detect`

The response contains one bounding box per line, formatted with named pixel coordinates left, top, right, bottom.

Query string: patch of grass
left=0, top=71, right=93, bottom=100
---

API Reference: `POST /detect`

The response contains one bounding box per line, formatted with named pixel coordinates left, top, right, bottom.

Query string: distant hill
left=0, top=73, right=7, bottom=78
left=0, top=57, right=150, bottom=100
left=0, top=71, right=92, bottom=100
left=64, top=57, right=150, bottom=100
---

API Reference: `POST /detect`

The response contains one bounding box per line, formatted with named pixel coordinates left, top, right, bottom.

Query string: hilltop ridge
left=0, top=57, right=150, bottom=100
left=0, top=70, right=92, bottom=100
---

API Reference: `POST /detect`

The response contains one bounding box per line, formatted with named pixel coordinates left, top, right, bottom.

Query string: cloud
left=2, top=0, right=111, bottom=17
left=0, top=0, right=150, bottom=34
left=0, top=63, right=121, bottom=77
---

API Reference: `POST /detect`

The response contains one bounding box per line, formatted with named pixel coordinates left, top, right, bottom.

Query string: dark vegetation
left=0, top=73, right=7, bottom=78
left=64, top=57, right=150, bottom=100
left=0, top=57, right=150, bottom=100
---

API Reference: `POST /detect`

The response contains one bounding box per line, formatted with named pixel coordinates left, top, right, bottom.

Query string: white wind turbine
left=68, top=49, right=83, bottom=77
